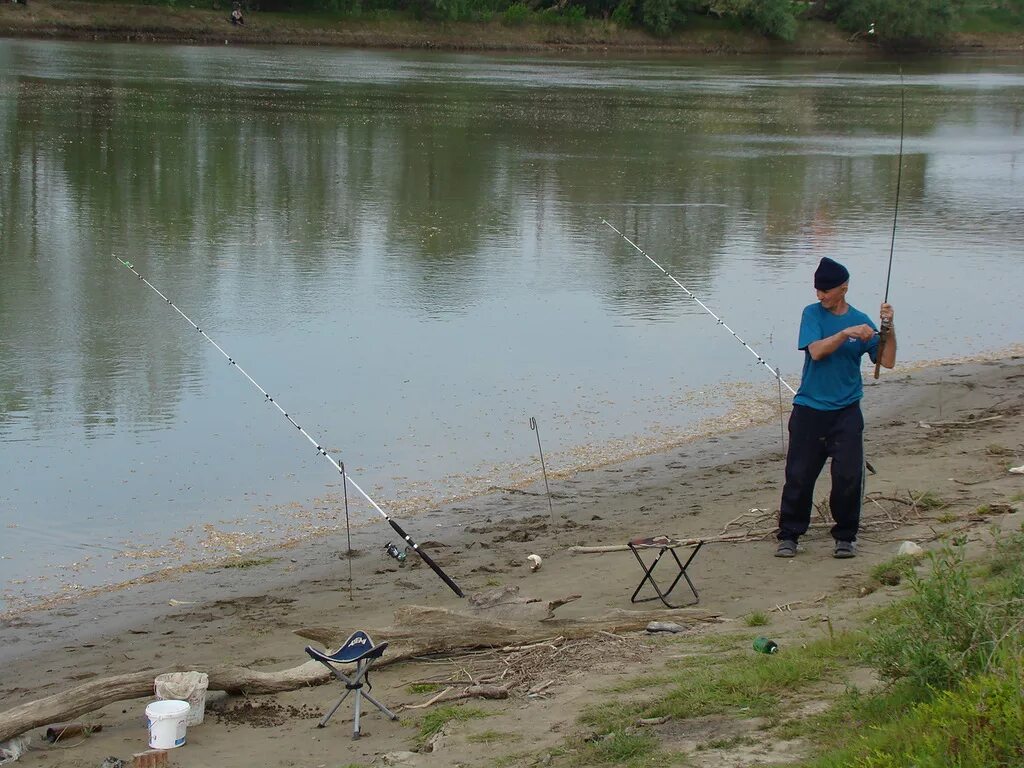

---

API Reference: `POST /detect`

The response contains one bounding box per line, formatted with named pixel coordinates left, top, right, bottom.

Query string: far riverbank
left=3, top=1, right=1024, bottom=53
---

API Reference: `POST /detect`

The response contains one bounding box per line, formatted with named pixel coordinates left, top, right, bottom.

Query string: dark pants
left=777, top=402, right=864, bottom=543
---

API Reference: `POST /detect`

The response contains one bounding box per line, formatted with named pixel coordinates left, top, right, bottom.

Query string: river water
left=1, top=41, right=1022, bottom=610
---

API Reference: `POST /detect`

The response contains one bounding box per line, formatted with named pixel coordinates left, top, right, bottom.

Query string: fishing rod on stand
left=114, top=257, right=465, bottom=599
left=874, top=65, right=904, bottom=380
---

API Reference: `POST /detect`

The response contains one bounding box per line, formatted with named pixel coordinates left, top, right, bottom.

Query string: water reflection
left=1, top=42, right=1022, bottom=607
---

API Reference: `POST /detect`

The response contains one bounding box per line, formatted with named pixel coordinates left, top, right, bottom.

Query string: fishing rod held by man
left=774, top=257, right=895, bottom=561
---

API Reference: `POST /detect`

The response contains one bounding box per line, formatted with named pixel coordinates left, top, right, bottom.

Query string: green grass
left=793, top=653, right=1024, bottom=767
left=582, top=633, right=859, bottom=735
left=416, top=705, right=490, bottom=746
left=787, top=528, right=1024, bottom=765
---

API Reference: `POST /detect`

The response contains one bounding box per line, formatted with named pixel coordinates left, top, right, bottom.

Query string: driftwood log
left=0, top=661, right=329, bottom=744
left=0, top=604, right=719, bottom=744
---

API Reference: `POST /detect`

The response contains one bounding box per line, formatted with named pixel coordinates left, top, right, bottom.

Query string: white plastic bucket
left=145, top=700, right=190, bottom=749
left=155, top=671, right=209, bottom=726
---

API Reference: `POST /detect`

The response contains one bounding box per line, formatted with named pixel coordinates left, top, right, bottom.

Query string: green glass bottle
left=753, top=637, right=779, bottom=654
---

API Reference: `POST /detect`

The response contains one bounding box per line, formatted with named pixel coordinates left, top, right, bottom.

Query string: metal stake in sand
left=529, top=417, right=554, bottom=518
left=114, top=257, right=464, bottom=598
left=776, top=367, right=787, bottom=453
left=341, top=460, right=353, bottom=602
left=601, top=219, right=797, bottom=397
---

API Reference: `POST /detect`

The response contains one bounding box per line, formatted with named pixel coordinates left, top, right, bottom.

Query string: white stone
left=896, top=541, right=923, bottom=557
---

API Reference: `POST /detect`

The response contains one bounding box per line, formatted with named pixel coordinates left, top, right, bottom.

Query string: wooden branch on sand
left=569, top=530, right=770, bottom=554
left=0, top=605, right=719, bottom=744
left=399, top=683, right=511, bottom=711
left=917, top=415, right=1002, bottom=429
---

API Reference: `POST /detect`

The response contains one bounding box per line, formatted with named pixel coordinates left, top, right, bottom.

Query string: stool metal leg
left=352, top=684, right=363, bottom=739
left=313, top=657, right=399, bottom=736
left=360, top=689, right=399, bottom=721
left=318, top=687, right=354, bottom=728
left=629, top=541, right=703, bottom=608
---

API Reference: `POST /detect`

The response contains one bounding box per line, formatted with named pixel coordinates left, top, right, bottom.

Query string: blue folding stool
left=305, top=630, right=399, bottom=738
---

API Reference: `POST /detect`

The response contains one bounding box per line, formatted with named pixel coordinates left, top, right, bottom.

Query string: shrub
left=640, top=0, right=676, bottom=35
left=705, top=0, right=799, bottom=39
left=745, top=0, right=797, bottom=39
left=832, top=0, right=961, bottom=45
left=867, top=536, right=1024, bottom=693
left=610, top=0, right=635, bottom=24
left=502, top=1, right=531, bottom=23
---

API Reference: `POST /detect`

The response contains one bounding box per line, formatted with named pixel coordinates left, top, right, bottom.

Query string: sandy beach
left=1, top=354, right=1023, bottom=767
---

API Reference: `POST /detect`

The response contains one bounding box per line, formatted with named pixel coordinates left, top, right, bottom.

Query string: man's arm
left=807, top=324, right=876, bottom=361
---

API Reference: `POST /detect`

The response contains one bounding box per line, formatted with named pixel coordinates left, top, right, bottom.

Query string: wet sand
left=1, top=355, right=1023, bottom=766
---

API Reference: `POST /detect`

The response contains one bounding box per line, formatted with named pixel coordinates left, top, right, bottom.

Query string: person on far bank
left=775, top=257, right=896, bottom=559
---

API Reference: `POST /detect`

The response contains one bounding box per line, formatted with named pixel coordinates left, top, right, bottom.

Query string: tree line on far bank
left=202, top=0, right=1021, bottom=46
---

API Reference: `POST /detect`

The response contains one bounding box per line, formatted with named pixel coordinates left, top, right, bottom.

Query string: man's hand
left=843, top=324, right=877, bottom=342
left=880, top=303, right=894, bottom=326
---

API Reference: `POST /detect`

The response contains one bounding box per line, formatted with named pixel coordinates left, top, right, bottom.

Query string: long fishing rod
left=874, top=66, right=903, bottom=380
left=601, top=218, right=797, bottom=396
left=114, top=257, right=465, bottom=599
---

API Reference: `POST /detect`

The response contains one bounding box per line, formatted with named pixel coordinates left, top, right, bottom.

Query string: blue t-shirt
left=794, top=302, right=878, bottom=411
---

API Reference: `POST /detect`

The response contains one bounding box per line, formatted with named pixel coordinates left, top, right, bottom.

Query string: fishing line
left=114, top=257, right=465, bottom=599
left=874, top=65, right=904, bottom=379
left=601, top=218, right=797, bottom=396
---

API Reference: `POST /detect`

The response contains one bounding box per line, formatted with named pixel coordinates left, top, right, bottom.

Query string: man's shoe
left=833, top=540, right=856, bottom=559
left=775, top=539, right=797, bottom=558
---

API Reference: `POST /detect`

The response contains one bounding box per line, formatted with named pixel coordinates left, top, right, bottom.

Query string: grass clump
left=222, top=556, right=276, bottom=568
left=574, top=730, right=663, bottom=766
left=868, top=554, right=918, bottom=587
left=407, top=682, right=443, bottom=694
left=910, top=490, right=947, bottom=511
left=416, top=705, right=489, bottom=746
left=467, top=729, right=520, bottom=743
left=744, top=611, right=769, bottom=627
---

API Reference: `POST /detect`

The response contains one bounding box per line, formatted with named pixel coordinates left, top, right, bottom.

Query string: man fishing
left=775, top=257, right=896, bottom=559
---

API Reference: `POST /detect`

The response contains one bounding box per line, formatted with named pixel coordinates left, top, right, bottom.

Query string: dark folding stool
left=305, top=630, right=398, bottom=738
left=627, top=536, right=704, bottom=608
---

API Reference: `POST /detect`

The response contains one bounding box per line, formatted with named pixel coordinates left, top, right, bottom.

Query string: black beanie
left=814, top=257, right=850, bottom=291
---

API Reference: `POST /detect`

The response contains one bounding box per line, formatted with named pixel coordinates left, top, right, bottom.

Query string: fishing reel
left=384, top=542, right=410, bottom=566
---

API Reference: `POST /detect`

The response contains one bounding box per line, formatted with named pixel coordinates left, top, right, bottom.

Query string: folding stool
left=627, top=536, right=704, bottom=608
left=305, top=630, right=398, bottom=738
